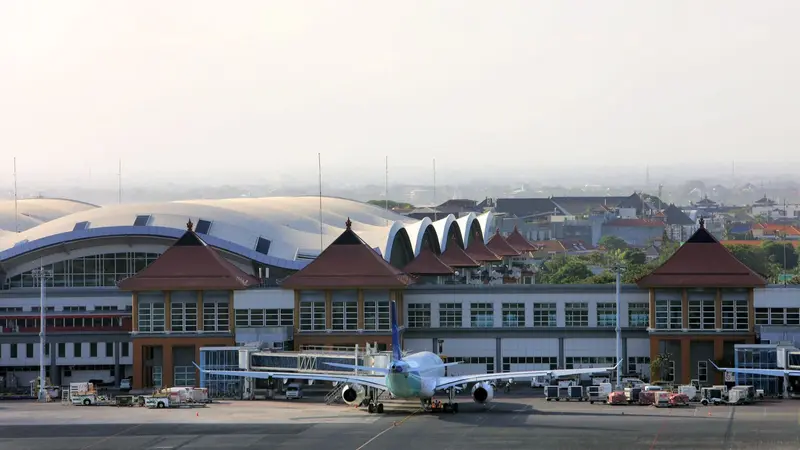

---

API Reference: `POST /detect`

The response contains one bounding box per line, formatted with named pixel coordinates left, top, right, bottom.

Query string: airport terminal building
left=1, top=197, right=799, bottom=391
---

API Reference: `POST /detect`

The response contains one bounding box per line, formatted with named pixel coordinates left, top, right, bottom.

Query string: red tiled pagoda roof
left=465, top=238, right=502, bottom=262
left=118, top=220, right=259, bottom=291
left=281, top=218, right=415, bottom=289
left=486, top=229, right=522, bottom=257
left=637, top=218, right=767, bottom=288
left=505, top=226, right=537, bottom=252
left=402, top=248, right=455, bottom=276
left=439, top=244, right=480, bottom=267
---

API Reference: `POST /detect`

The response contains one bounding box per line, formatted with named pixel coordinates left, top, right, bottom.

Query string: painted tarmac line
left=355, top=409, right=420, bottom=450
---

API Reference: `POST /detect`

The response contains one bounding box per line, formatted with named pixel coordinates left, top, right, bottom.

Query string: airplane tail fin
left=390, top=300, right=402, bottom=361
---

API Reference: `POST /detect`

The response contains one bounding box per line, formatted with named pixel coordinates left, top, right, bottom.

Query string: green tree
left=761, top=241, right=799, bottom=270
left=598, top=235, right=628, bottom=252
left=650, top=352, right=672, bottom=382
left=621, top=249, right=647, bottom=266
left=538, top=255, right=594, bottom=284
left=723, top=244, right=779, bottom=279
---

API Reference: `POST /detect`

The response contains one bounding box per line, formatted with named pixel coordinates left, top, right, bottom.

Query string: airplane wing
left=707, top=359, right=800, bottom=377
left=434, top=360, right=622, bottom=391
left=193, top=362, right=388, bottom=390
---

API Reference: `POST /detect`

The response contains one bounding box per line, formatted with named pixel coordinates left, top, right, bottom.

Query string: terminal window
left=628, top=303, right=649, bottom=327
left=565, top=303, right=588, bottom=327
left=439, top=303, right=462, bottom=328
left=407, top=303, right=431, bottom=328
left=470, top=303, right=494, bottom=327
left=501, top=303, right=525, bottom=327
left=596, top=303, right=616, bottom=327
left=533, top=303, right=556, bottom=327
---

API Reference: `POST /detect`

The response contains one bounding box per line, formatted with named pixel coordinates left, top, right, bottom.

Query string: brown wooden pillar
left=747, top=288, right=755, bottom=331
left=132, top=340, right=143, bottom=389
left=715, top=288, right=722, bottom=329
left=357, top=290, right=365, bottom=329
left=131, top=293, right=139, bottom=332
left=648, top=289, right=655, bottom=329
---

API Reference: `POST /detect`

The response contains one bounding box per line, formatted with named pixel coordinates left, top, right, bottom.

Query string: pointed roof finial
left=345, top=217, right=352, bottom=229
left=698, top=216, right=705, bottom=229
left=186, top=219, right=194, bottom=231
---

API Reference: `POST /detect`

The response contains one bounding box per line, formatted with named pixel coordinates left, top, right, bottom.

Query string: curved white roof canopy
left=0, top=198, right=98, bottom=232
left=0, top=196, right=485, bottom=271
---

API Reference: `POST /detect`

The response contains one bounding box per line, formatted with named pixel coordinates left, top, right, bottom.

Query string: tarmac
left=1, top=394, right=800, bottom=449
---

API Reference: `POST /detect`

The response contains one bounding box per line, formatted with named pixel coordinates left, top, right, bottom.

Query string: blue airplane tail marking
left=390, top=300, right=402, bottom=361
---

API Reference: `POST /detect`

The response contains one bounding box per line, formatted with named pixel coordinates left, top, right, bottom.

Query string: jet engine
left=471, top=382, right=494, bottom=404
left=341, top=384, right=366, bottom=406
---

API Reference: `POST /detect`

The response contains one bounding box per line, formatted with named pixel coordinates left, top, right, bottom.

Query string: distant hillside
left=366, top=200, right=414, bottom=209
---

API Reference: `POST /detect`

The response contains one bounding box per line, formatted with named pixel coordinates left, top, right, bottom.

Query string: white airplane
left=708, top=359, right=800, bottom=377
left=195, top=301, right=621, bottom=414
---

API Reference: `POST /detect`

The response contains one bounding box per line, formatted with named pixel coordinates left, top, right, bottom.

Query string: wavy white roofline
left=0, top=196, right=489, bottom=270
left=0, top=197, right=99, bottom=232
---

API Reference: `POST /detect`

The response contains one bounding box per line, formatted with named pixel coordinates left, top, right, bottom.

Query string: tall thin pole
left=34, top=262, right=52, bottom=402
left=318, top=153, right=323, bottom=252
left=13, top=157, right=19, bottom=233
left=385, top=156, right=389, bottom=226
left=433, top=158, right=437, bottom=221
left=118, top=159, right=122, bottom=204
left=615, top=266, right=622, bottom=390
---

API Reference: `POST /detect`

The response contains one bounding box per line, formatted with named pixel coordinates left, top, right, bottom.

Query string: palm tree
left=650, top=352, right=672, bottom=382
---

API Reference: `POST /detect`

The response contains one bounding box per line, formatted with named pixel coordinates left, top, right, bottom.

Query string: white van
left=285, top=383, right=303, bottom=400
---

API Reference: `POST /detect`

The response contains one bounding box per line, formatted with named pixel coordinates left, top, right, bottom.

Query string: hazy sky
left=2, top=1, right=799, bottom=188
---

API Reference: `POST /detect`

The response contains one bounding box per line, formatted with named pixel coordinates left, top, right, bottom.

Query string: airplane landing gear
left=447, top=387, right=458, bottom=414
left=366, top=392, right=384, bottom=414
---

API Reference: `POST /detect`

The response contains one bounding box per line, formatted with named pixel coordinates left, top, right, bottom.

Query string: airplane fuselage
left=383, top=351, right=444, bottom=399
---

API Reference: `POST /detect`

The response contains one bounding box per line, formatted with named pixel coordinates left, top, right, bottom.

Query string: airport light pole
left=33, top=264, right=53, bottom=402
left=613, top=263, right=625, bottom=391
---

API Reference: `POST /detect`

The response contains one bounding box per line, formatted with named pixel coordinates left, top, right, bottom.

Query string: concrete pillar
left=164, top=291, right=172, bottom=332
left=558, top=337, right=565, bottom=369
left=357, top=290, right=365, bottom=329
left=715, top=289, right=722, bottom=329
left=495, top=338, right=502, bottom=373
left=197, top=291, right=204, bottom=332
left=681, top=289, right=688, bottom=329
left=49, top=344, right=59, bottom=386
left=114, top=341, right=121, bottom=387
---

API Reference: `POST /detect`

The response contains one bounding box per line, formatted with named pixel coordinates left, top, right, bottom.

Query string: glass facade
left=199, top=348, right=243, bottom=399
left=3, top=252, right=161, bottom=289
left=735, top=346, right=783, bottom=396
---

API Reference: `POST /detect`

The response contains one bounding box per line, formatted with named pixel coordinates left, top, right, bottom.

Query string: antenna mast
left=318, top=153, right=323, bottom=253
left=13, top=157, right=18, bottom=233
left=385, top=156, right=389, bottom=225
left=433, top=158, right=437, bottom=221
left=118, top=159, right=122, bottom=204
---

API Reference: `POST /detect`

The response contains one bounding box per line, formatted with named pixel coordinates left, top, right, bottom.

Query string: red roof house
left=280, top=218, right=415, bottom=289
left=439, top=244, right=481, bottom=268
left=486, top=229, right=522, bottom=257
left=505, top=226, right=537, bottom=252
left=465, top=238, right=502, bottom=263
left=117, top=220, right=259, bottom=291
left=637, top=218, right=767, bottom=288
left=402, top=248, right=455, bottom=276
